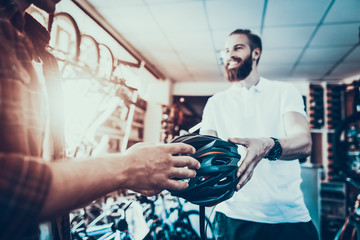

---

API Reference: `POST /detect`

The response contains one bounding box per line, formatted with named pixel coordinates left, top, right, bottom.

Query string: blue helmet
left=170, top=133, right=241, bottom=206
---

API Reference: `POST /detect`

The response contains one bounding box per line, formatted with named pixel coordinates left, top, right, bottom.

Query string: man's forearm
left=277, top=133, right=312, bottom=160
left=39, top=142, right=200, bottom=221
left=39, top=155, right=127, bottom=221
left=277, top=111, right=312, bottom=160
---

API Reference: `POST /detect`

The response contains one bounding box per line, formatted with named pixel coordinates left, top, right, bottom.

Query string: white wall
left=143, top=78, right=172, bottom=143
left=292, top=81, right=310, bottom=96
left=173, top=80, right=309, bottom=96
left=173, top=81, right=231, bottom=96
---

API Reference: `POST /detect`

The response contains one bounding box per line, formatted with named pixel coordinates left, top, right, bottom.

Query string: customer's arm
left=39, top=142, right=200, bottom=221
left=229, top=111, right=312, bottom=190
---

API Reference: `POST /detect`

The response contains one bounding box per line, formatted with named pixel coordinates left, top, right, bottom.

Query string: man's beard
left=225, top=54, right=253, bottom=82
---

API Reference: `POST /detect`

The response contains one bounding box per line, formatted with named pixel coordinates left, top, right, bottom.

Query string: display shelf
left=309, top=84, right=325, bottom=129
left=326, top=84, right=345, bottom=130
left=135, top=106, right=145, bottom=114
left=310, top=128, right=327, bottom=133
left=320, top=181, right=347, bottom=239
left=96, top=125, right=123, bottom=139
left=310, top=132, right=323, bottom=166
left=131, top=121, right=144, bottom=128
left=308, top=82, right=350, bottom=181
left=320, top=181, right=346, bottom=217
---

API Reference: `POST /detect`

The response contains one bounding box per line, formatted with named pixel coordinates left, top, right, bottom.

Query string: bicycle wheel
left=79, top=34, right=100, bottom=76
left=48, top=12, right=81, bottom=64
left=172, top=210, right=214, bottom=240
left=98, top=43, right=115, bottom=80
left=334, top=216, right=360, bottom=240
left=146, top=220, right=171, bottom=240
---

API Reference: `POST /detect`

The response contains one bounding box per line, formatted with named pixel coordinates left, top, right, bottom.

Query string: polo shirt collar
left=254, top=77, right=269, bottom=92
left=230, top=77, right=267, bottom=92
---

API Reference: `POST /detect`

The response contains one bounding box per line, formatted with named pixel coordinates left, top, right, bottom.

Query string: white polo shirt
left=201, top=77, right=311, bottom=223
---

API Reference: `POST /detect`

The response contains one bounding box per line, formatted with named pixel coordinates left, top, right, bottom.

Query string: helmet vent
left=197, top=175, right=211, bottom=184
left=212, top=158, right=230, bottom=165
left=218, top=177, right=233, bottom=185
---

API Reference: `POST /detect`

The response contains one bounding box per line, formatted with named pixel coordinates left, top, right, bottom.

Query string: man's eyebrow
left=234, top=44, right=247, bottom=48
left=225, top=43, right=247, bottom=51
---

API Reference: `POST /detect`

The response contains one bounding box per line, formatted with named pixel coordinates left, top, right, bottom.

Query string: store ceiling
left=85, top=0, right=359, bottom=83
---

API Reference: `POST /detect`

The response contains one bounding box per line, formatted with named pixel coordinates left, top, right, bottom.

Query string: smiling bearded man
left=200, top=29, right=319, bottom=240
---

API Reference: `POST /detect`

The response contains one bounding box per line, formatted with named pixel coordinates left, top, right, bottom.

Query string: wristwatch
left=265, top=137, right=282, bottom=161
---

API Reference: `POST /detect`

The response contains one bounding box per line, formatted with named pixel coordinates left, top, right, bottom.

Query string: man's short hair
left=229, top=29, right=262, bottom=64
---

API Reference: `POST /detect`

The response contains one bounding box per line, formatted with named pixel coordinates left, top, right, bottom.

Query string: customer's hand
left=228, top=137, right=273, bottom=191
left=122, top=142, right=200, bottom=193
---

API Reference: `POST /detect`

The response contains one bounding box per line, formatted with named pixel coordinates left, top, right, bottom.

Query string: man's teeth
left=229, top=61, right=238, bottom=66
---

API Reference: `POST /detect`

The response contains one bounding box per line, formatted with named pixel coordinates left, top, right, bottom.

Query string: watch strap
left=265, top=137, right=282, bottom=161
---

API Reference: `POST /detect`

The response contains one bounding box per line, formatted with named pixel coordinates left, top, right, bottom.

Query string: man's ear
left=252, top=48, right=261, bottom=61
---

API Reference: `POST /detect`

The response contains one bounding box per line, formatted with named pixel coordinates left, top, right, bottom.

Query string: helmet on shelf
left=170, top=133, right=241, bottom=206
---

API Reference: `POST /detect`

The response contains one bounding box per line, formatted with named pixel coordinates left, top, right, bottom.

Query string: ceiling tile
left=184, top=61, right=222, bottom=81
left=170, top=49, right=222, bottom=82
left=122, top=30, right=172, bottom=52
left=327, top=62, right=360, bottom=79
left=85, top=0, right=360, bottom=84
left=141, top=50, right=192, bottom=80
left=260, top=48, right=303, bottom=65
left=292, top=63, right=333, bottom=79
left=95, top=5, right=159, bottom=33
left=205, top=0, right=264, bottom=31
left=259, top=63, right=294, bottom=79
left=178, top=49, right=217, bottom=63
left=265, top=0, right=331, bottom=26
left=310, top=23, right=360, bottom=47
left=165, top=31, right=214, bottom=52
left=145, top=0, right=202, bottom=3
left=300, top=46, right=355, bottom=64
left=179, top=65, right=223, bottom=82
left=90, top=0, right=144, bottom=8
left=324, top=0, right=360, bottom=23
left=345, top=47, right=360, bottom=62
left=262, top=26, right=316, bottom=49
left=168, top=69, right=194, bottom=82
left=148, top=1, right=208, bottom=32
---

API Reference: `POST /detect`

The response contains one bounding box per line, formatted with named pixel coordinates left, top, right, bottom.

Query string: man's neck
left=236, top=68, right=260, bottom=89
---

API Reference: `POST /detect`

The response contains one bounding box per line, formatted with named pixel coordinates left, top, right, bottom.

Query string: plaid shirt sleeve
left=0, top=154, right=52, bottom=238
left=0, top=7, right=52, bottom=239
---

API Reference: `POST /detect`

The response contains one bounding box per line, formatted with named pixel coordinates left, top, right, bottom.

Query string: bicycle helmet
left=170, top=133, right=241, bottom=206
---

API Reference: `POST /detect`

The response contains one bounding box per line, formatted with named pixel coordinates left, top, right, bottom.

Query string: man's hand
left=122, top=142, right=200, bottom=193
left=228, top=137, right=273, bottom=191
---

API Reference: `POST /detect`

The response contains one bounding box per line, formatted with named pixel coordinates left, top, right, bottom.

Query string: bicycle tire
left=79, top=34, right=100, bottom=76
left=173, top=210, right=214, bottom=240
left=146, top=221, right=171, bottom=240
left=98, top=43, right=115, bottom=80
left=334, top=216, right=360, bottom=240
left=48, top=12, right=81, bottom=61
